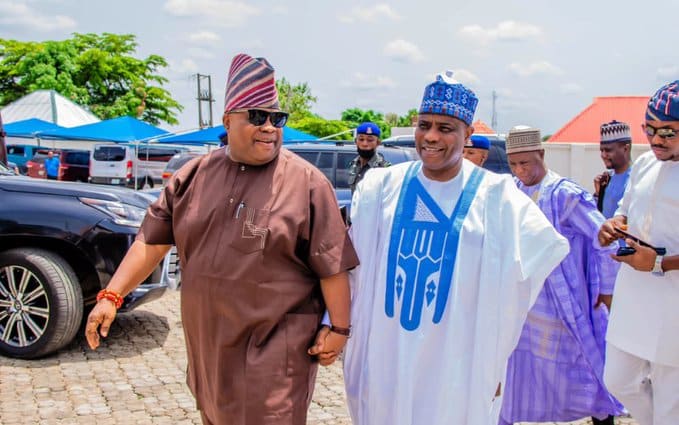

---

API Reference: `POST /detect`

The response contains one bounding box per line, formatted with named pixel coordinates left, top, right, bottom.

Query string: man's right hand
left=598, top=216, right=627, bottom=247
left=85, top=299, right=118, bottom=350
left=593, top=172, right=610, bottom=196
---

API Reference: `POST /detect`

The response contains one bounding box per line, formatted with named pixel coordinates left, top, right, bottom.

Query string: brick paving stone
left=0, top=290, right=642, bottom=424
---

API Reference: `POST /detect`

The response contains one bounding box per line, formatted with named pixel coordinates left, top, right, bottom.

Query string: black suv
left=285, top=142, right=418, bottom=209
left=0, top=162, right=178, bottom=359
left=382, top=134, right=511, bottom=174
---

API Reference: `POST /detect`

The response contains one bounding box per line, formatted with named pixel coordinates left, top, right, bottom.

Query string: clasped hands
left=308, top=326, right=348, bottom=366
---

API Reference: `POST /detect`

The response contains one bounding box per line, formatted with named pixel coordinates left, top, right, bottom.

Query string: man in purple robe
left=499, top=126, right=625, bottom=424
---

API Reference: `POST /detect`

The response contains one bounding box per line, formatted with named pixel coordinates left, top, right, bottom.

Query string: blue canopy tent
left=157, top=125, right=316, bottom=145
left=4, top=118, right=64, bottom=138
left=38, top=116, right=168, bottom=142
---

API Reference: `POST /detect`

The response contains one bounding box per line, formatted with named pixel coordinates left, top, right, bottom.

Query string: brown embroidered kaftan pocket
left=229, top=207, right=270, bottom=254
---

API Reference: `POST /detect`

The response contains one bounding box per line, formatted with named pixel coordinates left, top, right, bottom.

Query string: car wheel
left=0, top=248, right=83, bottom=359
left=137, top=177, right=153, bottom=190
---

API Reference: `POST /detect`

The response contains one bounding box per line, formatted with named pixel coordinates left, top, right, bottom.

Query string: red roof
left=547, top=96, right=650, bottom=144
left=472, top=120, right=495, bottom=135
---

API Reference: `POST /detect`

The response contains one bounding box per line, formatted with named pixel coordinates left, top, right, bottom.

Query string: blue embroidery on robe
left=385, top=162, right=484, bottom=331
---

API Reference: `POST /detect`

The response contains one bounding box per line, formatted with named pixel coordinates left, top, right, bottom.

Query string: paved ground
left=0, top=291, right=638, bottom=424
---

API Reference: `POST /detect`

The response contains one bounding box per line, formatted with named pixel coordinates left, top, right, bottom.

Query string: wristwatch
left=652, top=254, right=665, bottom=276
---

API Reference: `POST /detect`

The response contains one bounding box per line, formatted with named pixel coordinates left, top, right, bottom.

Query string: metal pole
left=0, top=112, right=7, bottom=165
left=196, top=73, right=203, bottom=129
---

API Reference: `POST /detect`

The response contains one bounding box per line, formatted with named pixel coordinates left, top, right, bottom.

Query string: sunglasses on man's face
left=644, top=124, right=677, bottom=139
left=231, top=109, right=289, bottom=128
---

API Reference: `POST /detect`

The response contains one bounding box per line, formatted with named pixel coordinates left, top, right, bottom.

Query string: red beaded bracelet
left=96, top=289, right=124, bottom=309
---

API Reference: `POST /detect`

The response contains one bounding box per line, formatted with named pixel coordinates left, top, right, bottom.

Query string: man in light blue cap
left=463, top=134, right=490, bottom=166
left=343, top=70, right=568, bottom=425
left=347, top=121, right=391, bottom=193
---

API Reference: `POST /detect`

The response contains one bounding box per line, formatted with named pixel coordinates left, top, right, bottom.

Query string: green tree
left=340, top=108, right=391, bottom=138
left=291, top=116, right=354, bottom=140
left=0, top=33, right=182, bottom=125
left=340, top=108, right=384, bottom=125
left=398, top=108, right=418, bottom=127
left=276, top=78, right=317, bottom=122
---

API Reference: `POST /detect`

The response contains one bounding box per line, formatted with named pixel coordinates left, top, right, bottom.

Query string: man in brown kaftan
left=85, top=53, right=357, bottom=425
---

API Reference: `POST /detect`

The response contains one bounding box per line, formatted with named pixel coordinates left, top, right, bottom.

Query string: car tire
left=0, top=248, right=83, bottom=359
left=137, top=177, right=153, bottom=190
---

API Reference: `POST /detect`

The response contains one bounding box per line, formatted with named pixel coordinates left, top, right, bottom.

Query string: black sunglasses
left=644, top=124, right=677, bottom=139
left=230, top=109, right=288, bottom=128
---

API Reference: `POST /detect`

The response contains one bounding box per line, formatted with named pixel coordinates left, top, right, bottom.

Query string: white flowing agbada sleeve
left=344, top=167, right=389, bottom=419
left=467, top=176, right=570, bottom=424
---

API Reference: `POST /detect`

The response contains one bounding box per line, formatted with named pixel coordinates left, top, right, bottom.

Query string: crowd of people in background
left=84, top=51, right=678, bottom=425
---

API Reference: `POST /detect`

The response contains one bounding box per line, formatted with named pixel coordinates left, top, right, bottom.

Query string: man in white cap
left=594, top=120, right=633, bottom=218
left=342, top=72, right=568, bottom=424
left=500, top=126, right=623, bottom=425
left=599, top=80, right=679, bottom=425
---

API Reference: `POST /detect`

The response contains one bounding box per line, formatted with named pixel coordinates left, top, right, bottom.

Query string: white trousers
left=604, top=343, right=679, bottom=425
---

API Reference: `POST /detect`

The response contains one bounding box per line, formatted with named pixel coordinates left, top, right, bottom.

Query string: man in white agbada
left=342, top=71, right=570, bottom=425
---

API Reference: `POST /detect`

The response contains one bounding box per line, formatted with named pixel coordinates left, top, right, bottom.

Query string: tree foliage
left=0, top=33, right=182, bottom=125
left=291, top=116, right=354, bottom=140
left=276, top=78, right=317, bottom=122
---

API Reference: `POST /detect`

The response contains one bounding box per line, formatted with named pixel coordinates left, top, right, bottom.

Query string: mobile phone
left=616, top=246, right=636, bottom=256
left=613, top=227, right=653, bottom=248
left=613, top=227, right=666, bottom=256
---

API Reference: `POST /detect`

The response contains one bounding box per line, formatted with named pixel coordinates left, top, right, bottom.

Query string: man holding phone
left=598, top=80, right=679, bottom=425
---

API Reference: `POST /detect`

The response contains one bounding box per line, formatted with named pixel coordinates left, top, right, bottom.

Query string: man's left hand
left=611, top=239, right=656, bottom=272
left=307, top=326, right=348, bottom=366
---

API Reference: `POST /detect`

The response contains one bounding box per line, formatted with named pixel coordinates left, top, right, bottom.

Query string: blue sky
left=1, top=0, right=678, bottom=135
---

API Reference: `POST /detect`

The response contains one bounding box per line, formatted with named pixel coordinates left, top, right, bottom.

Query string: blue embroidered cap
left=465, top=134, right=490, bottom=150
left=419, top=71, right=478, bottom=126
left=356, top=122, right=381, bottom=138
left=646, top=80, right=679, bottom=121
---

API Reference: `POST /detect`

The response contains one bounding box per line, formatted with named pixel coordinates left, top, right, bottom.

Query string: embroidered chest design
left=385, top=164, right=483, bottom=331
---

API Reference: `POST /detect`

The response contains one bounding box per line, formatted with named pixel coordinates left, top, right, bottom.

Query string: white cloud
left=458, top=20, right=542, bottom=44
left=341, top=72, right=396, bottom=90
left=560, top=82, right=583, bottom=94
left=509, top=61, right=562, bottom=77
left=188, top=31, right=221, bottom=44
left=163, top=0, right=260, bottom=27
left=451, top=69, right=480, bottom=86
left=187, top=47, right=216, bottom=60
left=168, top=58, right=199, bottom=75
left=271, top=4, right=288, bottom=14
left=384, top=39, right=425, bottom=63
left=339, top=3, right=401, bottom=23
left=657, top=66, right=679, bottom=79
left=0, top=1, right=76, bottom=31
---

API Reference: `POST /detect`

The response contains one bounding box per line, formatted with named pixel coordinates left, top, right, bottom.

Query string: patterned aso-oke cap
left=506, top=126, right=542, bottom=154
left=465, top=134, right=490, bottom=150
left=223, top=53, right=280, bottom=113
left=600, top=120, right=631, bottom=144
left=646, top=80, right=679, bottom=121
left=419, top=71, right=478, bottom=125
